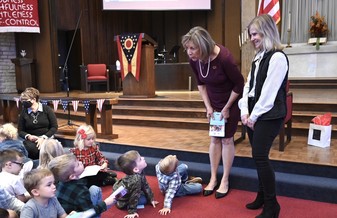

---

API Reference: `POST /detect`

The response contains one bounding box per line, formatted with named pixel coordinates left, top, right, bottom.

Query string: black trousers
left=247, top=118, right=283, bottom=203
left=23, top=140, right=40, bottom=160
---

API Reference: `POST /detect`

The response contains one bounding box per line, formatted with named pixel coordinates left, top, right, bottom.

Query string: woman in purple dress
left=181, top=26, right=244, bottom=199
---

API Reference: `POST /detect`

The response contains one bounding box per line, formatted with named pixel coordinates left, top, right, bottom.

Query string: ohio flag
left=258, top=0, right=281, bottom=24
left=116, top=33, right=142, bottom=81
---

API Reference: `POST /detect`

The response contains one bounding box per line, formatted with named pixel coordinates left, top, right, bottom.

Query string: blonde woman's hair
left=23, top=168, right=54, bottom=195
left=48, top=153, right=77, bottom=182
left=159, top=155, right=178, bottom=175
left=181, top=26, right=216, bottom=61
left=0, top=123, right=18, bottom=141
left=247, top=14, right=284, bottom=52
left=115, top=150, right=140, bottom=175
left=73, top=124, right=96, bottom=150
left=38, top=139, right=65, bottom=169
left=20, top=87, right=40, bottom=102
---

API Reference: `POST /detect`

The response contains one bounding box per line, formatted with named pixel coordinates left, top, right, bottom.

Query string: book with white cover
left=79, top=165, right=101, bottom=179
left=66, top=209, right=95, bottom=218
left=209, top=112, right=225, bottom=137
left=110, top=185, right=128, bottom=198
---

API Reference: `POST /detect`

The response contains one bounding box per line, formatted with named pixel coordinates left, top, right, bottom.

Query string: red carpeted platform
left=100, top=172, right=337, bottom=218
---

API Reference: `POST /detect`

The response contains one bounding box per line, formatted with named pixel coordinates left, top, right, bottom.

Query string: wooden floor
left=54, top=88, right=337, bottom=167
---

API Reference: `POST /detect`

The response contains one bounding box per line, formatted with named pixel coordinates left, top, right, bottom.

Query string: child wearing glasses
left=0, top=149, right=30, bottom=203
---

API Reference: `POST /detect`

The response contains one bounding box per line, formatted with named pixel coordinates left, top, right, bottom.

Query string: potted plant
left=308, top=11, right=328, bottom=49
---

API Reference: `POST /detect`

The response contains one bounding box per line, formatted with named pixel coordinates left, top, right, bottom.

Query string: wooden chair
left=84, top=64, right=109, bottom=92
left=279, top=80, right=293, bottom=151
left=234, top=121, right=246, bottom=145
left=279, top=91, right=293, bottom=151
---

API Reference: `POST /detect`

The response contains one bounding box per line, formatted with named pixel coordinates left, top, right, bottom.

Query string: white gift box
left=307, top=123, right=332, bottom=148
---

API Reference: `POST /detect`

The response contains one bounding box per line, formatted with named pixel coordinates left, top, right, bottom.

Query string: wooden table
left=84, top=99, right=118, bottom=139
left=0, top=94, right=118, bottom=139
left=0, top=95, right=20, bottom=123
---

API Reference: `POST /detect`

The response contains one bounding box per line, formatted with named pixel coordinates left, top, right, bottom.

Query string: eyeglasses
left=12, top=161, right=24, bottom=168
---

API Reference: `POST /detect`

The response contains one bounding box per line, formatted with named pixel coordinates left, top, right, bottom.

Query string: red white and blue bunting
left=72, top=100, right=79, bottom=113
left=14, top=98, right=107, bottom=115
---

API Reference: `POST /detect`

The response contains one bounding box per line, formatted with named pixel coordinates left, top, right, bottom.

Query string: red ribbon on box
left=311, top=112, right=332, bottom=126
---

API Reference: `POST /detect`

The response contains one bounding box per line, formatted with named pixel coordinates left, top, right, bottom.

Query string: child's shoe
left=102, top=176, right=117, bottom=186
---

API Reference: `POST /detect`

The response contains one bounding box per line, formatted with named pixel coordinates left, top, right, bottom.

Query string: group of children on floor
left=0, top=122, right=203, bottom=218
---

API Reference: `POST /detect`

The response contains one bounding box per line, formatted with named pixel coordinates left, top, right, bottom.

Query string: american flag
left=258, top=0, right=281, bottom=24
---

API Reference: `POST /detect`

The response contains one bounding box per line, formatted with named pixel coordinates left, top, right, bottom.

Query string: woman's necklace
left=199, top=57, right=211, bottom=78
left=30, top=112, right=39, bottom=124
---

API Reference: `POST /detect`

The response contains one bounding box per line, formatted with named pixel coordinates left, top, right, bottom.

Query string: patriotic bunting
left=72, top=100, right=79, bottom=113
left=33, top=99, right=106, bottom=114
left=13, top=97, right=20, bottom=108
left=96, top=99, right=105, bottom=112
left=52, top=100, right=59, bottom=111
left=61, top=100, right=68, bottom=112
left=40, top=100, right=48, bottom=106
left=258, top=0, right=281, bottom=24
left=116, top=33, right=142, bottom=81
left=83, top=100, right=90, bottom=114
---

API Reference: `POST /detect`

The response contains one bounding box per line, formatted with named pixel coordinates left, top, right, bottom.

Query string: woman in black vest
left=239, top=14, right=288, bottom=218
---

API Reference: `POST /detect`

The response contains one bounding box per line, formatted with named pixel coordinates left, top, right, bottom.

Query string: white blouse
left=239, top=51, right=288, bottom=122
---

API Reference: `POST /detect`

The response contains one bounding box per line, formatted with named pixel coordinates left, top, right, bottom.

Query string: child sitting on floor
left=0, top=123, right=29, bottom=157
left=48, top=153, right=117, bottom=217
left=155, top=155, right=203, bottom=215
left=38, top=138, right=65, bottom=169
left=0, top=186, right=24, bottom=218
left=113, top=150, right=158, bottom=218
left=0, top=123, right=33, bottom=175
left=0, top=149, right=30, bottom=203
left=21, top=168, right=67, bottom=218
left=70, top=124, right=116, bottom=187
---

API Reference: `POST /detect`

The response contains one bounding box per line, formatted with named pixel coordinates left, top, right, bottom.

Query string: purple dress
left=189, top=45, right=244, bottom=137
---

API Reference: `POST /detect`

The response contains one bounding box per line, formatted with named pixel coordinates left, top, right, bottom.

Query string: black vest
left=249, top=50, right=289, bottom=120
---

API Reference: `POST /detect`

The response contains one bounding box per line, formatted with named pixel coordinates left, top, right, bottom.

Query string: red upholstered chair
left=84, top=64, right=109, bottom=92
left=279, top=80, right=293, bottom=151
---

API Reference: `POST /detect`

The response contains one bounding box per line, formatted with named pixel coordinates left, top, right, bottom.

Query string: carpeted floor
left=100, top=172, right=337, bottom=218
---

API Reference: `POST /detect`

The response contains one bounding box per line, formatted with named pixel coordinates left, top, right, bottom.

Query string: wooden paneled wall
left=15, top=0, right=241, bottom=92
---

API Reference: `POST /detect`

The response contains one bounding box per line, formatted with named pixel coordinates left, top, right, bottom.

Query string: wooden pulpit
left=11, top=58, right=36, bottom=93
left=115, top=33, right=157, bottom=98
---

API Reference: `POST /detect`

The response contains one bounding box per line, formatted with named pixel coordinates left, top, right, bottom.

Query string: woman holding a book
left=181, top=26, right=244, bottom=199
